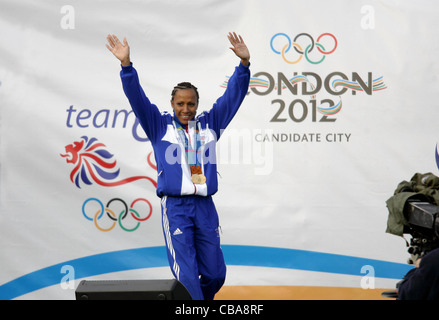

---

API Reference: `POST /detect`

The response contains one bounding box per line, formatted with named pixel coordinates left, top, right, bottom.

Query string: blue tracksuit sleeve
left=120, top=63, right=165, bottom=144
left=208, top=62, right=250, bottom=139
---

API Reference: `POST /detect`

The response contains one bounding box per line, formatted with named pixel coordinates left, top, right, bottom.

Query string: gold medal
left=198, top=174, right=206, bottom=184
left=191, top=174, right=206, bottom=185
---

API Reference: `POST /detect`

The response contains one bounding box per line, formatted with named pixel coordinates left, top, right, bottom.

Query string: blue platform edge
left=0, top=245, right=412, bottom=299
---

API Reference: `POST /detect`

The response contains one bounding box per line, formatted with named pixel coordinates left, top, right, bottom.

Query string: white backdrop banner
left=1, top=0, right=438, bottom=299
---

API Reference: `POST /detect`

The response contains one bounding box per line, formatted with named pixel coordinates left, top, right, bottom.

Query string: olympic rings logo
left=270, top=33, right=337, bottom=64
left=82, top=197, right=152, bottom=232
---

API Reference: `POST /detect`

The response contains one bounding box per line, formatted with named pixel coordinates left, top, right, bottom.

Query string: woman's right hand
left=106, top=34, right=131, bottom=66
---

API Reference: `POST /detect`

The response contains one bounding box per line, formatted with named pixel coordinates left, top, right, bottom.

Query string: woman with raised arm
left=106, top=32, right=250, bottom=300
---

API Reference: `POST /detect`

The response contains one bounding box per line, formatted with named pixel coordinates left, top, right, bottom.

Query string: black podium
left=75, top=279, right=192, bottom=300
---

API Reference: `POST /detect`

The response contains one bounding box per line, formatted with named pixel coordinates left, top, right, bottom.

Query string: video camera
left=383, top=173, right=439, bottom=298
left=386, top=173, right=439, bottom=262
left=382, top=198, right=439, bottom=299
left=402, top=199, right=439, bottom=263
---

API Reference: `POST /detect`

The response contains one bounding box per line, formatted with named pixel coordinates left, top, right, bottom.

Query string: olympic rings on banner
left=281, top=42, right=303, bottom=64
left=82, top=197, right=153, bottom=232
left=317, top=33, right=337, bottom=54
left=271, top=32, right=337, bottom=64
left=270, top=33, right=291, bottom=54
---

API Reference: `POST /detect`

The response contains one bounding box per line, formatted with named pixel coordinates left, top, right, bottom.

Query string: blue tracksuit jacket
left=120, top=62, right=250, bottom=197
left=120, top=62, right=250, bottom=300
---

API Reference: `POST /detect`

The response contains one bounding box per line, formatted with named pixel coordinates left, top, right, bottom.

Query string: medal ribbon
left=173, top=120, right=202, bottom=173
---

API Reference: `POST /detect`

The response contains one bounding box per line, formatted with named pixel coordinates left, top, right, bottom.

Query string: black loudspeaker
left=75, top=279, right=192, bottom=300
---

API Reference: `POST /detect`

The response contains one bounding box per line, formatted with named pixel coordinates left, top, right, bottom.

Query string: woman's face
left=171, top=88, right=198, bottom=125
